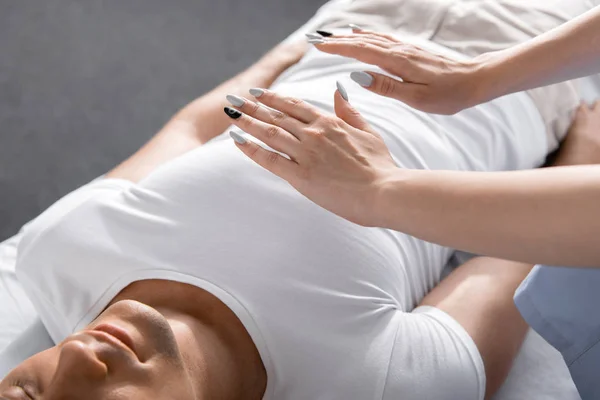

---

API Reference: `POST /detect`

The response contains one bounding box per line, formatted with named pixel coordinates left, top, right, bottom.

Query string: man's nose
left=55, top=340, right=108, bottom=381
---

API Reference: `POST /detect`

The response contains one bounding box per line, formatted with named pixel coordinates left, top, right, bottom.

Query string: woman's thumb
left=334, top=81, right=370, bottom=131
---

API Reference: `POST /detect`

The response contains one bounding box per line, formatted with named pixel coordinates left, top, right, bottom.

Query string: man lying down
left=0, top=2, right=595, bottom=399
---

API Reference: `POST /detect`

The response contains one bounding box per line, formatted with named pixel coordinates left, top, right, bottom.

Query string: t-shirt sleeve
left=383, top=306, right=486, bottom=400
left=15, top=178, right=135, bottom=343
left=18, top=178, right=134, bottom=253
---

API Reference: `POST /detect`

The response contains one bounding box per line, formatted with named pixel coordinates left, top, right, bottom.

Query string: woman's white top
left=15, top=41, right=547, bottom=400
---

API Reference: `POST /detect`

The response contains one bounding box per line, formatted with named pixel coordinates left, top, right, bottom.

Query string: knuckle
left=271, top=110, right=287, bottom=125
left=392, top=45, right=417, bottom=60
left=249, top=101, right=261, bottom=114
left=330, top=127, right=347, bottom=139
left=266, top=151, right=280, bottom=165
left=266, top=125, right=280, bottom=139
left=318, top=115, right=336, bottom=126
left=306, top=127, right=326, bottom=140
left=303, top=125, right=317, bottom=136
left=247, top=143, right=260, bottom=158
left=284, top=97, right=303, bottom=108
left=369, top=32, right=388, bottom=41
left=439, top=59, right=454, bottom=73
left=330, top=119, right=348, bottom=133
left=240, top=116, right=253, bottom=129
left=348, top=107, right=363, bottom=119
left=403, top=46, right=418, bottom=58
left=378, top=77, right=396, bottom=96
left=389, top=48, right=405, bottom=59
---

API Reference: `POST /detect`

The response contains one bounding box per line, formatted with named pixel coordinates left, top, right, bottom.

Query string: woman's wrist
left=371, top=168, right=414, bottom=229
left=470, top=51, right=512, bottom=105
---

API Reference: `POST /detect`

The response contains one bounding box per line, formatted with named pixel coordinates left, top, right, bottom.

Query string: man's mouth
left=92, top=323, right=138, bottom=358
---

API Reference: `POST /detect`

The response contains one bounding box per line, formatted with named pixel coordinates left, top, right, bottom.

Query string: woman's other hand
left=224, top=84, right=398, bottom=226
left=311, top=28, right=498, bottom=115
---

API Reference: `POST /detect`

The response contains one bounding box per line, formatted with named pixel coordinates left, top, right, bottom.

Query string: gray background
left=0, top=0, right=325, bottom=240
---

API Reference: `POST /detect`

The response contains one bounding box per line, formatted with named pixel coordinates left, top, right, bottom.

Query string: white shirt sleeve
left=383, top=306, right=486, bottom=400
left=18, top=178, right=133, bottom=251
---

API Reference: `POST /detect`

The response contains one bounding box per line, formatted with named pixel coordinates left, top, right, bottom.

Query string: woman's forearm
left=480, top=6, right=600, bottom=101
left=376, top=166, right=600, bottom=267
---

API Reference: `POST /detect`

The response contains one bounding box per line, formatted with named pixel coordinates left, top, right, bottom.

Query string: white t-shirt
left=16, top=42, right=547, bottom=400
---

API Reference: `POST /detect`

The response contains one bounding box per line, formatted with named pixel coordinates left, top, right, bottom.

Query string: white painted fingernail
left=348, top=24, right=363, bottom=31
left=336, top=81, right=349, bottom=101
left=226, top=94, right=245, bottom=107
left=230, top=131, right=247, bottom=144
left=307, top=38, right=325, bottom=44
left=350, top=71, right=373, bottom=87
left=249, top=88, right=265, bottom=98
left=305, top=33, right=322, bottom=40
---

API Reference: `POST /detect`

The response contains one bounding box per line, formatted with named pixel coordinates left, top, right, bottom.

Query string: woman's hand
left=311, top=29, right=499, bottom=115
left=224, top=84, right=398, bottom=226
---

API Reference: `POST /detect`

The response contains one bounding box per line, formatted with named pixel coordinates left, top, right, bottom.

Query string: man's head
left=0, top=299, right=198, bottom=400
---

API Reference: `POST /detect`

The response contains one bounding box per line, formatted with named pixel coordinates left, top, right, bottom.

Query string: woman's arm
left=106, top=41, right=306, bottom=182
left=483, top=6, right=600, bottom=102
left=310, top=6, right=600, bottom=114
left=376, top=165, right=600, bottom=268
left=375, top=103, right=600, bottom=267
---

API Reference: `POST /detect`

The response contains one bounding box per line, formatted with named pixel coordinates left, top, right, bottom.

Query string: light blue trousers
left=515, top=265, right=600, bottom=400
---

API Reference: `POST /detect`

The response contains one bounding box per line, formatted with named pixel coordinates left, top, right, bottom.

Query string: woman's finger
left=315, top=34, right=392, bottom=48
left=320, top=37, right=391, bottom=49
left=348, top=29, right=400, bottom=43
left=224, top=107, right=301, bottom=159
left=248, top=89, right=320, bottom=123
left=316, top=38, right=425, bottom=82
left=230, top=131, right=299, bottom=183
left=315, top=40, right=392, bottom=66
left=333, top=84, right=371, bottom=132
left=316, top=39, right=418, bottom=81
left=350, top=71, right=424, bottom=105
left=226, top=95, right=305, bottom=138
